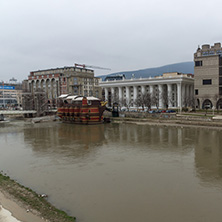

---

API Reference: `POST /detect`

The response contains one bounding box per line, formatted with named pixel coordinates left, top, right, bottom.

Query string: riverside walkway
left=0, top=110, right=37, bottom=115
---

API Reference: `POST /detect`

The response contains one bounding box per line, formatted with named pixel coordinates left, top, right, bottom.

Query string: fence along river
left=0, top=121, right=222, bottom=222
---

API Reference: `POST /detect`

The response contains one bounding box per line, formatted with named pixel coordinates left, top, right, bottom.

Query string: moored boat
left=57, top=95, right=109, bottom=124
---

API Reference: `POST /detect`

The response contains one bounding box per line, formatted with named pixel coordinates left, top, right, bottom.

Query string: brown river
left=1, top=120, right=222, bottom=222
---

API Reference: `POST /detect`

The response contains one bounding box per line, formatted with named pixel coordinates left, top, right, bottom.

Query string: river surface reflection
left=1, top=121, right=222, bottom=222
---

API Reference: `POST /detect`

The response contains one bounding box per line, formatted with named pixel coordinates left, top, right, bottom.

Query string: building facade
left=194, top=43, right=222, bottom=109
left=0, top=82, right=23, bottom=108
left=100, top=72, right=194, bottom=109
left=27, top=66, right=102, bottom=104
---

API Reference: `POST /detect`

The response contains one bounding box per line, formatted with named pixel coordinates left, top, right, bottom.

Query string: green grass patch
left=0, top=172, right=76, bottom=222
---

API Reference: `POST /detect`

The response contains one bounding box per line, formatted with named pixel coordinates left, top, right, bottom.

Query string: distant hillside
left=98, top=61, right=194, bottom=80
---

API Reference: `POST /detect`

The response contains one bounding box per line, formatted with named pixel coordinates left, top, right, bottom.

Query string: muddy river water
left=0, top=120, right=222, bottom=222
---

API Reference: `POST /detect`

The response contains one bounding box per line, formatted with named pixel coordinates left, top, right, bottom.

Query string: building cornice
left=99, top=76, right=194, bottom=88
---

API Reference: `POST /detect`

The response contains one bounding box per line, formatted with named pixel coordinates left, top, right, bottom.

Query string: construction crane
left=74, top=63, right=111, bottom=71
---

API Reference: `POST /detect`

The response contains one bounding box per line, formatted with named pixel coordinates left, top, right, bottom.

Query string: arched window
left=216, top=98, right=222, bottom=109
left=202, top=99, right=212, bottom=109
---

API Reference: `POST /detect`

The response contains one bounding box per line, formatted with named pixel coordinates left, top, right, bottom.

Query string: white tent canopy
left=73, top=96, right=100, bottom=101
left=58, top=94, right=69, bottom=98
left=66, top=95, right=78, bottom=100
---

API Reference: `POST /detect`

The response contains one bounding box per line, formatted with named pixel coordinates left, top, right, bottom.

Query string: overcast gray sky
left=1, top=0, right=222, bottom=82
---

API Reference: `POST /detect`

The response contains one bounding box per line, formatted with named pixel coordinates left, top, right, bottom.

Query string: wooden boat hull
left=57, top=96, right=108, bottom=124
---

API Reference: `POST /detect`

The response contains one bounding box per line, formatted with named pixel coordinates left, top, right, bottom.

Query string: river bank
left=0, top=191, right=45, bottom=222
left=105, top=112, right=222, bottom=129
left=0, top=173, right=76, bottom=222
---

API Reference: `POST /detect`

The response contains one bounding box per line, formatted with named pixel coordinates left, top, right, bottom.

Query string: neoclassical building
left=99, top=72, right=194, bottom=109
left=27, top=66, right=102, bottom=103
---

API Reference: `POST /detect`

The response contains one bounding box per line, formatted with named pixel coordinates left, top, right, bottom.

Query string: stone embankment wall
left=104, top=111, right=222, bottom=128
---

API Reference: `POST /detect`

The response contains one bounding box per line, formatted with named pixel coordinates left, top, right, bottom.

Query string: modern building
left=100, top=72, right=194, bottom=109
left=194, top=42, right=222, bottom=109
left=27, top=66, right=102, bottom=104
left=0, top=82, right=23, bottom=108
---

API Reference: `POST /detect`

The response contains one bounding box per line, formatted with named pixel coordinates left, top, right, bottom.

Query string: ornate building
left=100, top=72, right=194, bottom=109
left=27, top=66, right=102, bottom=105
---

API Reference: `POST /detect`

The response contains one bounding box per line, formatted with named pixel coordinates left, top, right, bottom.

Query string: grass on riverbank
left=0, top=172, right=76, bottom=222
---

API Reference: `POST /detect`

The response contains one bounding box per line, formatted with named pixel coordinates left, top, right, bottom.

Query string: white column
left=34, top=80, right=37, bottom=92
left=186, top=84, right=189, bottom=107
left=177, top=83, right=182, bottom=110
left=141, top=85, right=146, bottom=95
left=182, top=84, right=185, bottom=107
left=111, top=87, right=115, bottom=105
left=118, top=87, right=123, bottom=102
left=188, top=85, right=191, bottom=101
left=190, top=84, right=194, bottom=100
left=104, top=88, right=108, bottom=101
left=149, top=85, right=154, bottom=109
left=125, top=86, right=130, bottom=102
left=167, top=84, right=172, bottom=108
left=149, top=85, right=153, bottom=95
left=111, top=87, right=115, bottom=96
left=133, top=86, right=138, bottom=105
left=56, top=80, right=59, bottom=97
left=158, top=84, right=163, bottom=108
left=51, top=80, right=54, bottom=99
left=186, top=85, right=190, bottom=103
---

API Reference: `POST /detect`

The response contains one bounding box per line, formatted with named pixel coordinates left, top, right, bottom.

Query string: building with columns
left=100, top=72, right=194, bottom=109
left=27, top=66, right=102, bottom=104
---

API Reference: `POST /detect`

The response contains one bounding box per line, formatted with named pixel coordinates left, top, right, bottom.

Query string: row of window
left=195, top=79, right=212, bottom=95
left=84, top=90, right=93, bottom=96
left=201, top=50, right=222, bottom=56
left=197, top=78, right=222, bottom=86
left=196, top=88, right=222, bottom=96
left=32, top=74, right=56, bottom=79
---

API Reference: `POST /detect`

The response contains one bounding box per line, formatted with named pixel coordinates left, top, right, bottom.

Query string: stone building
left=100, top=72, right=194, bottom=109
left=27, top=66, right=102, bottom=105
left=194, top=43, right=222, bottom=109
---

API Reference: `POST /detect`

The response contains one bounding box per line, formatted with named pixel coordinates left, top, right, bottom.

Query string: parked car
left=166, top=109, right=176, bottom=113
left=121, top=107, right=127, bottom=112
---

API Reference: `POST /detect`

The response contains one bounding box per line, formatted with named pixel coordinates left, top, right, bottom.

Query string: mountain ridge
left=98, top=61, right=194, bottom=80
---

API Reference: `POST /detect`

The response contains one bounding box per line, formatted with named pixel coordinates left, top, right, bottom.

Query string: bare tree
left=151, top=87, right=160, bottom=110
left=143, top=92, right=152, bottom=110
left=161, top=91, right=169, bottom=109
left=135, top=95, right=143, bottom=110
left=213, top=93, right=220, bottom=112
left=134, top=92, right=152, bottom=111
left=111, top=91, right=119, bottom=106
left=189, top=96, right=195, bottom=110
left=183, top=96, right=190, bottom=108
left=122, top=98, right=132, bottom=111
left=118, top=98, right=124, bottom=109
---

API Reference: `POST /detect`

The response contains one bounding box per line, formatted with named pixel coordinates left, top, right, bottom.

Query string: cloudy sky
left=1, top=0, right=222, bottom=82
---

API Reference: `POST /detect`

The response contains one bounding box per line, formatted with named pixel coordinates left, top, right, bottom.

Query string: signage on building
left=0, top=85, right=15, bottom=90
